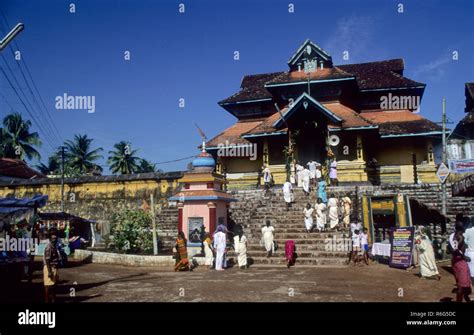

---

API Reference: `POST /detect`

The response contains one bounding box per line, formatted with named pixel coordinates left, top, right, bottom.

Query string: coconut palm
left=36, top=154, right=60, bottom=175
left=64, top=134, right=103, bottom=174
left=0, top=113, right=41, bottom=161
left=137, top=159, right=158, bottom=173
left=108, top=141, right=141, bottom=174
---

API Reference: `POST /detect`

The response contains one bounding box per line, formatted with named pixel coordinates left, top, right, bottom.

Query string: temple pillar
left=208, top=202, right=216, bottom=234
left=177, top=202, right=184, bottom=233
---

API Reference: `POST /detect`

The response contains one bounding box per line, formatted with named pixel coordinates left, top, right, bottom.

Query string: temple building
left=448, top=83, right=474, bottom=160
left=207, top=39, right=443, bottom=188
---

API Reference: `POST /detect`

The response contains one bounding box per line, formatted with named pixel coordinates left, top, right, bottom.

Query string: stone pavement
left=2, top=260, right=463, bottom=303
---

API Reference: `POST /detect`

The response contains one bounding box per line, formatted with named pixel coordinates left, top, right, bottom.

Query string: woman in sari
left=174, top=231, right=189, bottom=272
left=233, top=230, right=248, bottom=269
left=415, top=227, right=440, bottom=280
left=450, top=223, right=472, bottom=302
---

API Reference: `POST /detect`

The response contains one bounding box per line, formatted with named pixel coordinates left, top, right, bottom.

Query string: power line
left=0, top=9, right=63, bottom=145
left=0, top=12, right=63, bottom=148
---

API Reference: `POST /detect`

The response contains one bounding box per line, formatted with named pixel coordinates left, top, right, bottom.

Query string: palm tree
left=36, top=154, right=60, bottom=175
left=137, top=159, right=157, bottom=173
left=108, top=141, right=141, bottom=174
left=0, top=113, right=41, bottom=161
left=64, top=134, right=103, bottom=174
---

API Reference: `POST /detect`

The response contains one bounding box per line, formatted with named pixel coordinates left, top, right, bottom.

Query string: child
left=360, top=228, right=369, bottom=265
left=351, top=229, right=361, bottom=266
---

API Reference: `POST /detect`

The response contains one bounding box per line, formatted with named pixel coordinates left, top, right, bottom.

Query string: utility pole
left=60, top=146, right=65, bottom=212
left=150, top=194, right=158, bottom=255
left=441, top=98, right=447, bottom=216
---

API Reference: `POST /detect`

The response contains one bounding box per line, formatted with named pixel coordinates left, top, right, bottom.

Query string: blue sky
left=0, top=0, right=473, bottom=172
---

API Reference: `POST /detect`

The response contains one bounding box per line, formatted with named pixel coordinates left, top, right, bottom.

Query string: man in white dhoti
left=302, top=167, right=311, bottom=195
left=282, top=180, right=293, bottom=210
left=463, top=221, right=474, bottom=284
left=234, top=231, right=248, bottom=269
left=307, top=161, right=317, bottom=186
left=304, top=203, right=315, bottom=233
left=415, top=227, right=440, bottom=280
left=315, top=198, right=327, bottom=232
left=341, top=195, right=352, bottom=228
left=289, top=160, right=296, bottom=184
left=296, top=163, right=304, bottom=188
left=263, top=166, right=272, bottom=194
left=213, top=226, right=227, bottom=271
left=327, top=194, right=339, bottom=230
left=261, top=221, right=274, bottom=257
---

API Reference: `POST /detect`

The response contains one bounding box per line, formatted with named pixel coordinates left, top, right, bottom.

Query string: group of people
left=300, top=194, right=352, bottom=233
left=413, top=215, right=473, bottom=302
left=348, top=222, right=370, bottom=265
left=261, top=157, right=339, bottom=196
left=260, top=220, right=295, bottom=268
left=174, top=224, right=249, bottom=272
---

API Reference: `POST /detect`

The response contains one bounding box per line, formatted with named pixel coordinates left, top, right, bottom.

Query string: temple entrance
left=293, top=121, right=327, bottom=164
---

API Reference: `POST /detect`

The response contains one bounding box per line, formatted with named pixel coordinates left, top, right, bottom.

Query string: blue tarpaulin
left=0, top=195, right=48, bottom=208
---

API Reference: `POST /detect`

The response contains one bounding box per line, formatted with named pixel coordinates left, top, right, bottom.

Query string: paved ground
left=2, top=259, right=465, bottom=303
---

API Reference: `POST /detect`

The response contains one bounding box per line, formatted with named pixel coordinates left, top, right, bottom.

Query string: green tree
left=110, top=209, right=153, bottom=254
left=107, top=141, right=141, bottom=174
left=137, top=158, right=158, bottom=173
left=36, top=154, right=60, bottom=175
left=64, top=134, right=103, bottom=174
left=0, top=113, right=41, bottom=161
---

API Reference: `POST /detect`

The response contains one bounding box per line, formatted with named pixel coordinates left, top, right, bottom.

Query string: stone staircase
left=228, top=188, right=350, bottom=267
left=155, top=183, right=474, bottom=267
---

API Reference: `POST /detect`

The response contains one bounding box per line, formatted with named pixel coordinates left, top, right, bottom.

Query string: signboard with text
left=389, top=227, right=415, bottom=269
left=448, top=159, right=474, bottom=174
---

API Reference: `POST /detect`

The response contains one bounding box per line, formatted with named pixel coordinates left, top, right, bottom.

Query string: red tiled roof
left=0, top=158, right=45, bottom=179
left=206, top=120, right=263, bottom=147
left=264, top=67, right=353, bottom=86
left=323, top=103, right=373, bottom=128
left=361, top=110, right=441, bottom=136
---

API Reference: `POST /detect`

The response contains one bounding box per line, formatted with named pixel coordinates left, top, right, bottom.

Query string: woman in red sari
left=174, top=231, right=190, bottom=272
left=450, top=223, right=472, bottom=302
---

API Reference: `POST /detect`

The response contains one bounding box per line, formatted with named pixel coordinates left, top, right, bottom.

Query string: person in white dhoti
left=289, top=161, right=296, bottom=184
left=203, top=233, right=214, bottom=269
left=315, top=198, right=327, bottom=232
left=415, top=227, right=440, bottom=280
left=261, top=221, right=275, bottom=257
left=341, top=195, right=352, bottom=228
left=304, top=203, right=315, bottom=233
left=282, top=180, right=293, bottom=210
left=463, top=222, right=474, bottom=284
left=213, top=226, right=227, bottom=271
left=296, top=163, right=304, bottom=188
left=263, top=166, right=272, bottom=194
left=327, top=194, right=339, bottom=230
left=307, top=161, right=317, bottom=186
left=234, top=231, right=248, bottom=269
left=302, top=167, right=311, bottom=195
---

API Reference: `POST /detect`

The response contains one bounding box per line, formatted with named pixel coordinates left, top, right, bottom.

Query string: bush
left=110, top=209, right=153, bottom=254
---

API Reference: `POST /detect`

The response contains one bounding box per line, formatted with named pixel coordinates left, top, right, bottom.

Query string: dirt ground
left=1, top=259, right=467, bottom=303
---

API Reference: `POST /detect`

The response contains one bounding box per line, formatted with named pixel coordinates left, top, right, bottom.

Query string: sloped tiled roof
left=206, top=120, right=263, bottom=147
left=264, top=67, right=353, bottom=86
left=219, top=72, right=284, bottom=104
left=362, top=111, right=441, bottom=136
left=0, top=158, right=45, bottom=179
left=337, top=59, right=425, bottom=90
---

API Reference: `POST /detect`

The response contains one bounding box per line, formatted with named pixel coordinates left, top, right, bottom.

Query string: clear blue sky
left=0, top=0, right=473, bottom=172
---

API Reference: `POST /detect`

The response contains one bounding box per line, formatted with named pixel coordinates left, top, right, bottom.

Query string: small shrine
left=169, top=143, right=236, bottom=255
